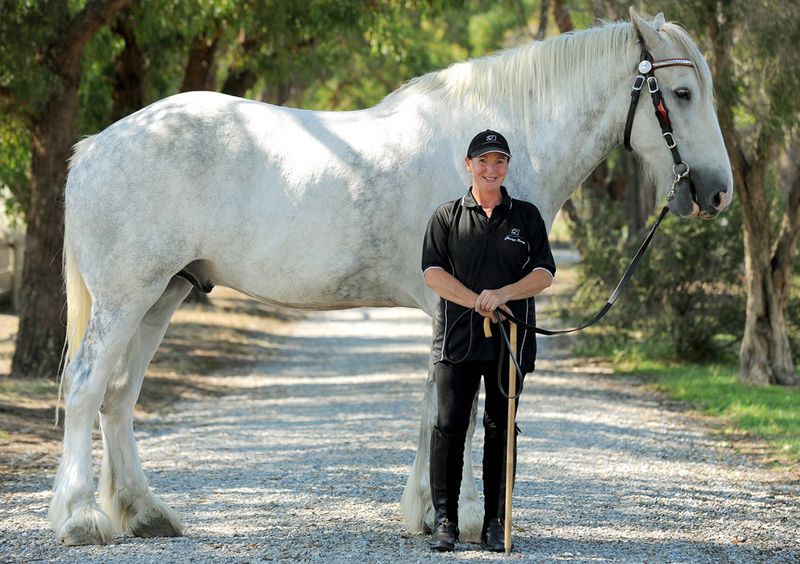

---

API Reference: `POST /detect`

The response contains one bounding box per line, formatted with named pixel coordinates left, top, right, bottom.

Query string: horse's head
left=628, top=8, right=733, bottom=219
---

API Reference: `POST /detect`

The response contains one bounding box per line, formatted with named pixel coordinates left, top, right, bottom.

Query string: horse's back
left=64, top=91, right=434, bottom=310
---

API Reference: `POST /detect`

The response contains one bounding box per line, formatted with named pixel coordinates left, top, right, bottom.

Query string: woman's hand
left=474, top=289, right=512, bottom=322
left=475, top=288, right=510, bottom=313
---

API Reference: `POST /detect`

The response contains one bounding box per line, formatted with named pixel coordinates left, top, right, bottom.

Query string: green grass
left=0, top=376, right=58, bottom=397
left=612, top=358, right=800, bottom=466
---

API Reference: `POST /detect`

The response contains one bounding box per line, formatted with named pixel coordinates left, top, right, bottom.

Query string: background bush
left=564, top=173, right=748, bottom=362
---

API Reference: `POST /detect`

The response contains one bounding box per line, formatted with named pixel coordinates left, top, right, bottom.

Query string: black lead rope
left=493, top=204, right=669, bottom=400
left=501, top=204, right=669, bottom=336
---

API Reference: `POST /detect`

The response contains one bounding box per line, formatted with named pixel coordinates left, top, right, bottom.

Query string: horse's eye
left=674, top=88, right=692, bottom=101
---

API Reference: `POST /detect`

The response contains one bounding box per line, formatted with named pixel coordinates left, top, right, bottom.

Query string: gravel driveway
left=1, top=306, right=798, bottom=563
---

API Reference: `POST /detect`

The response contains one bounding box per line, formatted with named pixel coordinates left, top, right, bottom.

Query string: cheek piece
left=623, top=50, right=696, bottom=205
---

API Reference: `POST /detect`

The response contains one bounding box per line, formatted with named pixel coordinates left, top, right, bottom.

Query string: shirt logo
left=504, top=227, right=526, bottom=245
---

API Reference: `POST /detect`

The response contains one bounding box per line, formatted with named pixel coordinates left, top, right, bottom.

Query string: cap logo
left=486, top=134, right=497, bottom=142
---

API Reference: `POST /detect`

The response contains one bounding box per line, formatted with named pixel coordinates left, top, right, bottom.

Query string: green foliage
left=79, top=25, right=124, bottom=133
left=0, top=114, right=30, bottom=221
left=0, top=1, right=106, bottom=217
left=0, top=1, right=70, bottom=117
left=567, top=188, right=746, bottom=362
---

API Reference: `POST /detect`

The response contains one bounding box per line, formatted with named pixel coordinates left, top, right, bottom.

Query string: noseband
left=623, top=50, right=695, bottom=202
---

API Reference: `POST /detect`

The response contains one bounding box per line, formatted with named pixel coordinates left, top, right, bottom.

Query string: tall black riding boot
left=481, top=426, right=517, bottom=552
left=429, top=425, right=466, bottom=552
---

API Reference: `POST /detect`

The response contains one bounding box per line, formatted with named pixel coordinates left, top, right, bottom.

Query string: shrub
left=565, top=192, right=746, bottom=362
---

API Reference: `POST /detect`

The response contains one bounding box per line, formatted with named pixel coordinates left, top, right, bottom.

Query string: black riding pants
left=434, top=359, right=522, bottom=435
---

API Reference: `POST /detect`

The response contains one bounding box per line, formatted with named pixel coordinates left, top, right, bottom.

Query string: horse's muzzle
left=671, top=170, right=731, bottom=220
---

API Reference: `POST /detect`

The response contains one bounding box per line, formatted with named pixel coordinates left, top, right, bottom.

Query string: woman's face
left=465, top=152, right=509, bottom=193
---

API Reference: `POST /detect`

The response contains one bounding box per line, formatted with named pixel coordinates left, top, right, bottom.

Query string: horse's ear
left=653, top=12, right=667, bottom=30
left=629, top=6, right=663, bottom=51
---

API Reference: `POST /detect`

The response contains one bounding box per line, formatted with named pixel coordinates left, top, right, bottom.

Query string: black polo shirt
left=421, top=186, right=556, bottom=373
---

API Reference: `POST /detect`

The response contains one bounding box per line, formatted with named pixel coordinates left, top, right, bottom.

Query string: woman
left=421, top=130, right=556, bottom=552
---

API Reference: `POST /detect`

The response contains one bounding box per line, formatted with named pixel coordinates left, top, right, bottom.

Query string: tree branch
left=51, top=0, right=131, bottom=79
left=552, top=0, right=573, bottom=34
left=771, top=138, right=800, bottom=306
left=536, top=0, right=550, bottom=40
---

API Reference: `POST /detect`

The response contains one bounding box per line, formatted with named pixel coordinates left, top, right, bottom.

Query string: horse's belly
left=207, top=245, right=414, bottom=310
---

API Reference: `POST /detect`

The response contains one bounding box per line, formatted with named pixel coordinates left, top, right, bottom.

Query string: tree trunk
left=739, top=225, right=797, bottom=386
left=11, top=86, right=79, bottom=378
left=552, top=0, right=573, bottom=33
left=11, top=0, right=130, bottom=379
left=222, top=68, right=257, bottom=98
left=730, top=133, right=797, bottom=386
left=111, top=7, right=145, bottom=121
left=181, top=30, right=221, bottom=92
left=536, top=0, right=550, bottom=40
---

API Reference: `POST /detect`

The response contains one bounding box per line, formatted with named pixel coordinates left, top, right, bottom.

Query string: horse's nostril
left=712, top=191, right=723, bottom=208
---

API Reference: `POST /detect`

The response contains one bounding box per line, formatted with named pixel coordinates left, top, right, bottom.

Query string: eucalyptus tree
left=1, top=0, right=468, bottom=379
left=648, top=0, right=800, bottom=385
left=0, top=0, right=131, bottom=379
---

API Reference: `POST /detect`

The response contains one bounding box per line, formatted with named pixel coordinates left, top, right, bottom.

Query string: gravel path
left=1, top=306, right=798, bottom=563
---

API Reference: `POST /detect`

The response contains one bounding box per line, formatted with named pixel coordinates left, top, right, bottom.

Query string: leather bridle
left=490, top=50, right=701, bottom=398
left=623, top=50, right=696, bottom=202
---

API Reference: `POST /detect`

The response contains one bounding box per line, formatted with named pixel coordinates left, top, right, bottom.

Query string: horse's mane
left=384, top=19, right=713, bottom=113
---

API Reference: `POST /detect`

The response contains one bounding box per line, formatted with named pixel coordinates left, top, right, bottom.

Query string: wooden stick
left=504, top=322, right=517, bottom=556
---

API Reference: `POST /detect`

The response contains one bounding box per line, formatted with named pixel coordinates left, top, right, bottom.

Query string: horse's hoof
left=58, top=507, right=115, bottom=545
left=131, top=515, right=183, bottom=538
left=128, top=502, right=184, bottom=538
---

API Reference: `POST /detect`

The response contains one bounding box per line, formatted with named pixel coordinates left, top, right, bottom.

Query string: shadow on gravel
left=515, top=536, right=797, bottom=563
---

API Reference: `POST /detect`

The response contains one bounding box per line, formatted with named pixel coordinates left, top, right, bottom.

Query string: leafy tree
left=1, top=0, right=479, bottom=379
left=646, top=0, right=800, bottom=385
left=0, top=0, right=131, bottom=379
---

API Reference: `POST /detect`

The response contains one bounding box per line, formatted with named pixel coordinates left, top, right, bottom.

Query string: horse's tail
left=63, top=228, right=92, bottom=365
left=56, top=136, right=96, bottom=423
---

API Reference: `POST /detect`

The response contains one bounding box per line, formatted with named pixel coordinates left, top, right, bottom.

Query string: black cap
left=466, top=129, right=511, bottom=159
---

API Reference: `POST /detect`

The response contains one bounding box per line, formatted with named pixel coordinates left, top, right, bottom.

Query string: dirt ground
left=2, top=268, right=794, bottom=487
left=2, top=285, right=798, bottom=562
left=0, top=287, right=303, bottom=481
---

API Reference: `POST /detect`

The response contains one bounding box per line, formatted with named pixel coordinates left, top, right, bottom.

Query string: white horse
left=50, top=8, right=732, bottom=545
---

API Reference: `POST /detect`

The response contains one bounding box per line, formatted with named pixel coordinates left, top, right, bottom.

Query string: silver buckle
left=647, top=76, right=659, bottom=93
left=632, top=75, right=645, bottom=91
left=663, top=132, right=677, bottom=149
left=667, top=162, right=690, bottom=202
left=673, top=161, right=690, bottom=180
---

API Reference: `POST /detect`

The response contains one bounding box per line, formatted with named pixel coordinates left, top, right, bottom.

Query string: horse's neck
left=392, top=32, right=636, bottom=227
left=408, top=91, right=629, bottom=226
left=524, top=84, right=632, bottom=223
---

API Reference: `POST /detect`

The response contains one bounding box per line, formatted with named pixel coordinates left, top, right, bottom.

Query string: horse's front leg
left=98, top=279, right=190, bottom=538
left=401, top=363, right=483, bottom=543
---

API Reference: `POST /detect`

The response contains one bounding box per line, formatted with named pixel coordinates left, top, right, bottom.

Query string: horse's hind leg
left=98, top=278, right=192, bottom=538
left=401, top=364, right=483, bottom=542
left=49, top=294, right=159, bottom=545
